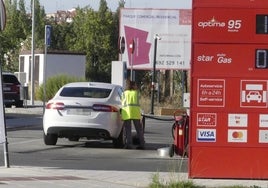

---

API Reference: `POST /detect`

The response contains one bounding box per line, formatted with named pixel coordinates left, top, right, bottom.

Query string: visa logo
left=197, top=129, right=216, bottom=142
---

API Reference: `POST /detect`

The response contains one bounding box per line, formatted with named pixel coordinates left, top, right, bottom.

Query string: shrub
left=36, top=74, right=86, bottom=101
left=149, top=173, right=204, bottom=188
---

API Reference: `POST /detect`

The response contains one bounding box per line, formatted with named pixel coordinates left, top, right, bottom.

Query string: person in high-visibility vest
left=121, top=80, right=145, bottom=149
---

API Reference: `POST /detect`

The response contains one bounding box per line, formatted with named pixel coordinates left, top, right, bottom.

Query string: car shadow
left=82, top=140, right=169, bottom=151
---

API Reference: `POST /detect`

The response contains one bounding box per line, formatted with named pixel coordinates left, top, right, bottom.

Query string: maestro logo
left=198, top=17, right=225, bottom=28
left=228, top=129, right=247, bottom=143
left=232, top=131, right=243, bottom=139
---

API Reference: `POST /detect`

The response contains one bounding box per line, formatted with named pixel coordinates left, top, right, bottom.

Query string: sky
left=28, top=0, right=192, bottom=13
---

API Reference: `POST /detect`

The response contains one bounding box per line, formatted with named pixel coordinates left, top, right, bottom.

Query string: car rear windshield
left=3, top=75, right=19, bottom=84
left=60, top=87, right=112, bottom=98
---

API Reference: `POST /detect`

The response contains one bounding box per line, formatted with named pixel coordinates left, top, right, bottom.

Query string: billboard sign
left=120, top=8, right=191, bottom=70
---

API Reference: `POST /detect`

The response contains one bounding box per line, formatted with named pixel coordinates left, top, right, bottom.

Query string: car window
left=60, top=87, right=112, bottom=98
left=3, top=75, right=19, bottom=84
left=115, top=87, right=124, bottom=102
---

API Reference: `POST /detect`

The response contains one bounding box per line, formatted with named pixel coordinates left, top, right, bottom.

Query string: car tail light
left=92, top=104, right=118, bottom=112
left=11, top=84, right=20, bottom=93
left=46, top=102, right=65, bottom=110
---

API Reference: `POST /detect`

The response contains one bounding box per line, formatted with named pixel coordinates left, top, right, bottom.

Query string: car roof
left=2, top=72, right=16, bottom=76
left=63, top=82, right=121, bottom=89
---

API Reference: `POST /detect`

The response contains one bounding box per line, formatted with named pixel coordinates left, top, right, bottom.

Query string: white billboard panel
left=120, top=8, right=191, bottom=70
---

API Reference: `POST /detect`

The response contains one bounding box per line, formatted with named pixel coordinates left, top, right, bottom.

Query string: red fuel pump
left=169, top=109, right=189, bottom=157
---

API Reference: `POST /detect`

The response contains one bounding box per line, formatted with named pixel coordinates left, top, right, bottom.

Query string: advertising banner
left=192, top=43, right=268, bottom=78
left=120, top=8, right=191, bottom=70
left=192, top=8, right=268, bottom=43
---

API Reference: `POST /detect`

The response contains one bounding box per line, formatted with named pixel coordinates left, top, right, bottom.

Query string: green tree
left=0, top=0, right=122, bottom=82
left=32, top=0, right=46, bottom=49
left=0, top=0, right=31, bottom=72
left=88, top=0, right=116, bottom=82
left=68, top=0, right=119, bottom=82
left=49, top=21, right=73, bottom=50
left=18, top=0, right=31, bottom=36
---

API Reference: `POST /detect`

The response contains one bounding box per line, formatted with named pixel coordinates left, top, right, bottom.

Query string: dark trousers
left=123, top=119, right=145, bottom=147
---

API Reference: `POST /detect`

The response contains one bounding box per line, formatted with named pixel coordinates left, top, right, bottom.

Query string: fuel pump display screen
left=256, top=15, right=268, bottom=34
left=256, top=49, right=268, bottom=68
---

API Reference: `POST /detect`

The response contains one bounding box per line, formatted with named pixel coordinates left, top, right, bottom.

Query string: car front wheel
left=44, top=133, right=58, bottom=145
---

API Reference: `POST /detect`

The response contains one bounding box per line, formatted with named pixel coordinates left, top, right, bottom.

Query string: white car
left=43, top=82, right=125, bottom=148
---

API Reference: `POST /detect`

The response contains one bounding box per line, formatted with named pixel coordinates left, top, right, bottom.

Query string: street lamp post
left=150, top=34, right=161, bottom=115
left=43, top=25, right=51, bottom=113
left=30, top=0, right=35, bottom=106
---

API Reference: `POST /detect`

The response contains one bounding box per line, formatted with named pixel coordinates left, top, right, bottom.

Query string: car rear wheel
left=44, top=133, right=58, bottom=145
left=5, top=104, right=12, bottom=108
left=15, top=100, right=24, bottom=108
left=68, top=137, right=79, bottom=142
left=112, top=127, right=126, bottom=148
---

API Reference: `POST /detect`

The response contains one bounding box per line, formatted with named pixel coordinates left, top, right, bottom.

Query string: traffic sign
left=119, top=36, right=125, bottom=54
left=129, top=39, right=135, bottom=54
left=45, top=25, right=52, bottom=46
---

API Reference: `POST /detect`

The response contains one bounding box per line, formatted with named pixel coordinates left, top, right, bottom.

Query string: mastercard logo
left=232, top=131, right=243, bottom=139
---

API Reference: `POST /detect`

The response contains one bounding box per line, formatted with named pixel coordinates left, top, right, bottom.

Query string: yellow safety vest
left=121, top=90, right=141, bottom=120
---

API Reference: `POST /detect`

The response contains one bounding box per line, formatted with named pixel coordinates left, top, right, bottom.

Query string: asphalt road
left=0, top=106, right=188, bottom=173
